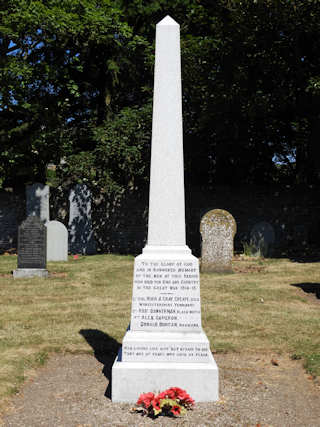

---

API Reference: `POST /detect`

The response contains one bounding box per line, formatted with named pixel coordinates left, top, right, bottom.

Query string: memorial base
left=112, top=244, right=219, bottom=402
left=13, top=269, right=48, bottom=279
left=121, top=330, right=211, bottom=363
left=111, top=351, right=219, bottom=402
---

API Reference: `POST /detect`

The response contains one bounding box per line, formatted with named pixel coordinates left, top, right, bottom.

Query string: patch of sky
left=7, top=41, right=20, bottom=56
left=273, top=153, right=296, bottom=165
left=7, top=39, right=44, bottom=57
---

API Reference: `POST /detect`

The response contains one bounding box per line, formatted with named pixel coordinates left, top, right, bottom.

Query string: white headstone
left=46, top=220, right=68, bottom=261
left=68, top=184, right=96, bottom=255
left=112, top=16, right=219, bottom=403
left=26, top=183, right=50, bottom=223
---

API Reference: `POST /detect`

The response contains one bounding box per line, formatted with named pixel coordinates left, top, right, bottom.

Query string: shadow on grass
left=288, top=255, right=320, bottom=263
left=291, top=283, right=320, bottom=299
left=79, top=329, right=121, bottom=399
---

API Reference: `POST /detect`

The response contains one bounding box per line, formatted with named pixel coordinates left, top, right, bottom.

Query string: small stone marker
left=26, top=183, right=50, bottom=223
left=250, top=221, right=275, bottom=257
left=68, top=184, right=96, bottom=255
left=200, top=209, right=236, bottom=273
left=112, top=16, right=218, bottom=403
left=46, top=220, right=68, bottom=261
left=13, top=216, right=48, bottom=278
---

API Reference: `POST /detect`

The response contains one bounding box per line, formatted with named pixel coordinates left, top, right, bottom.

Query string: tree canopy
left=1, top=0, right=320, bottom=191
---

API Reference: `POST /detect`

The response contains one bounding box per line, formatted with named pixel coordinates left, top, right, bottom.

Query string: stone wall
left=185, top=185, right=320, bottom=258
left=0, top=190, right=25, bottom=252
left=0, top=185, right=319, bottom=258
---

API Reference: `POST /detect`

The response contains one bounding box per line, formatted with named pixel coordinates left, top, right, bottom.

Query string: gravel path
left=1, top=352, right=319, bottom=426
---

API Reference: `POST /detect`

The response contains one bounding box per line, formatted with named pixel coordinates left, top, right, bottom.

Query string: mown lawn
left=0, top=254, right=319, bottom=408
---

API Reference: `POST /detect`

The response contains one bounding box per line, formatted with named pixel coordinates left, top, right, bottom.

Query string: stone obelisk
left=112, top=15, right=219, bottom=402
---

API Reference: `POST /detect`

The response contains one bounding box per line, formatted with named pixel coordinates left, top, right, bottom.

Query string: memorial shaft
left=112, top=16, right=219, bottom=403
left=147, top=16, right=186, bottom=246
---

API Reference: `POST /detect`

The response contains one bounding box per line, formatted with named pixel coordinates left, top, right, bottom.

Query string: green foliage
left=0, top=0, right=139, bottom=188
left=57, top=102, right=152, bottom=194
left=1, top=0, right=320, bottom=189
left=93, top=103, right=152, bottom=191
left=242, top=242, right=255, bottom=257
left=304, top=353, right=320, bottom=377
left=292, top=352, right=320, bottom=377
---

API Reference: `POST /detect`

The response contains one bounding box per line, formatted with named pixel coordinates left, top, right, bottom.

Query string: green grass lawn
left=0, top=254, right=319, bottom=408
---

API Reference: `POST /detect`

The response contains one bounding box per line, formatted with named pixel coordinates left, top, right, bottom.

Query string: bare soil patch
left=233, top=264, right=266, bottom=274
left=1, top=352, right=319, bottom=427
left=48, top=272, right=68, bottom=278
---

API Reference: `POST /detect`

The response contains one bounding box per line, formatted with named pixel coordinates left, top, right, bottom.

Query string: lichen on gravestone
left=200, top=209, right=237, bottom=273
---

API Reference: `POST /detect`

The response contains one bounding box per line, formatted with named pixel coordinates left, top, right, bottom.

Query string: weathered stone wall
left=186, top=185, right=320, bottom=258
left=91, top=190, right=148, bottom=254
left=1, top=185, right=319, bottom=258
left=0, top=190, right=25, bottom=252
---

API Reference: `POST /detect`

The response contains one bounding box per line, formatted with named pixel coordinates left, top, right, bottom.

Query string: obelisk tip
left=157, top=15, right=179, bottom=27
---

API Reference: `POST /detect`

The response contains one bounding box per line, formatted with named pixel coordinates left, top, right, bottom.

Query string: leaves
left=0, top=0, right=135, bottom=187
left=1, top=0, right=320, bottom=189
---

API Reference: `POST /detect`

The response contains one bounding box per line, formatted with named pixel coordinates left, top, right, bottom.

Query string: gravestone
left=250, top=221, right=275, bottom=257
left=68, top=184, right=96, bottom=255
left=200, top=209, right=236, bottom=273
left=13, top=216, right=48, bottom=278
left=26, top=183, right=50, bottom=223
left=46, top=220, right=68, bottom=261
left=112, top=16, right=218, bottom=403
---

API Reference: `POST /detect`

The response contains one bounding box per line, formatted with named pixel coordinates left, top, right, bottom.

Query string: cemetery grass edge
left=0, top=254, right=319, bottom=410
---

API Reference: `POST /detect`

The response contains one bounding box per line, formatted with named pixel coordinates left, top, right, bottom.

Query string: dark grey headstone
left=250, top=221, right=275, bottom=257
left=17, top=216, right=47, bottom=269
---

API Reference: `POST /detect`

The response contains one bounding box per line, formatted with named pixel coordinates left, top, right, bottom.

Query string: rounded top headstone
left=250, top=221, right=275, bottom=257
left=46, top=220, right=68, bottom=261
left=46, top=220, right=68, bottom=234
left=200, top=209, right=237, bottom=236
left=250, top=221, right=275, bottom=243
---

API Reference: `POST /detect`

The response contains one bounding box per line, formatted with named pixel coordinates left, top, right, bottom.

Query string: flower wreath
left=132, top=387, right=195, bottom=418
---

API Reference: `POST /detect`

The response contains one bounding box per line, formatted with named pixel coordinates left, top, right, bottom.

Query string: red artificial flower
left=184, top=395, right=195, bottom=406
left=171, top=405, right=181, bottom=416
left=167, top=387, right=185, bottom=400
left=73, top=254, right=79, bottom=259
left=137, top=392, right=155, bottom=408
left=165, top=388, right=176, bottom=399
left=168, top=387, right=194, bottom=406
left=135, top=387, right=194, bottom=418
left=157, top=391, right=167, bottom=400
left=151, top=396, right=161, bottom=411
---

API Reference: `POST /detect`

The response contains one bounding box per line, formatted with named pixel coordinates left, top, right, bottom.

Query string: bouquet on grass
left=132, top=387, right=195, bottom=418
